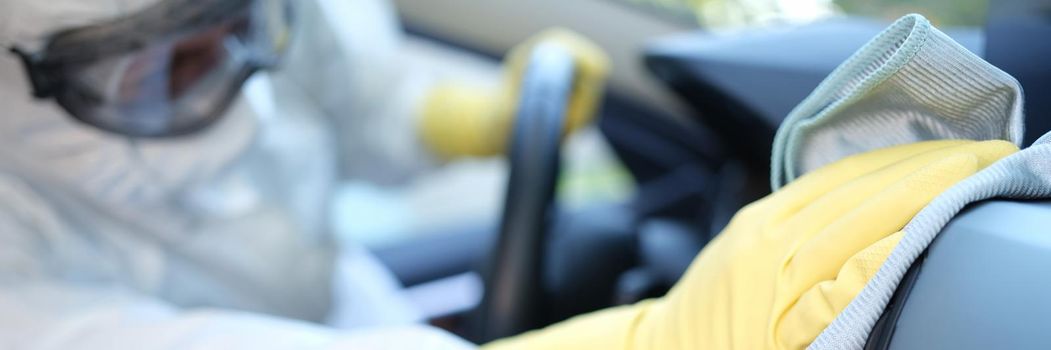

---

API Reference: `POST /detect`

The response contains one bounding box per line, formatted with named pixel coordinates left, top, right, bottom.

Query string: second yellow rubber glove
left=419, top=29, right=610, bottom=158
left=484, top=139, right=1018, bottom=350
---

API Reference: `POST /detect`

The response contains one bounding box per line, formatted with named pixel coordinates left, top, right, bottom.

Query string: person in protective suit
left=0, top=0, right=606, bottom=348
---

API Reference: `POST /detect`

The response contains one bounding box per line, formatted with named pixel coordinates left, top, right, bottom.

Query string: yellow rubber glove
left=483, top=139, right=1018, bottom=350
left=420, top=28, right=610, bottom=158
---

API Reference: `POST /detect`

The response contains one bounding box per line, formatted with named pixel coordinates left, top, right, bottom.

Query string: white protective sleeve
left=0, top=282, right=475, bottom=350
left=0, top=171, right=474, bottom=350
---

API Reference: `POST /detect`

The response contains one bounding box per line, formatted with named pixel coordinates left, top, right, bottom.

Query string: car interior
left=354, top=0, right=1051, bottom=347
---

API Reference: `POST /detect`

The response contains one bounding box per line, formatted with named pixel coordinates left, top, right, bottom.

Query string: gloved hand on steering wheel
left=418, top=29, right=610, bottom=158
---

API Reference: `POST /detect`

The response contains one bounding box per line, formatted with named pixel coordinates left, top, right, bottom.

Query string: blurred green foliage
left=616, top=0, right=990, bottom=28
left=836, top=0, right=989, bottom=26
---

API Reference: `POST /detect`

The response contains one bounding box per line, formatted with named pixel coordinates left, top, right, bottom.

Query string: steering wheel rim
left=474, top=43, right=576, bottom=342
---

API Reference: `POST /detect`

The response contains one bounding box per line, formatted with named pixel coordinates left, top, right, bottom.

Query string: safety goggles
left=9, top=0, right=293, bottom=137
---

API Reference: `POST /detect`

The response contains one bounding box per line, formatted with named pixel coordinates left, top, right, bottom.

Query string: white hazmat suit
left=0, top=0, right=475, bottom=348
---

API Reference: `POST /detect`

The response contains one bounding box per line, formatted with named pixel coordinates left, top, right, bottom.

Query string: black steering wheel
left=473, top=43, right=577, bottom=342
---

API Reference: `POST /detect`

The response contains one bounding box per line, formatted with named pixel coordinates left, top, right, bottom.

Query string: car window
left=612, top=0, right=988, bottom=28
